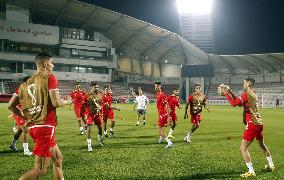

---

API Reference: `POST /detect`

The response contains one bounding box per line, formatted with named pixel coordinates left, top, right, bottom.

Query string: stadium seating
left=58, top=81, right=133, bottom=99
left=129, top=83, right=179, bottom=99
left=2, top=79, right=283, bottom=104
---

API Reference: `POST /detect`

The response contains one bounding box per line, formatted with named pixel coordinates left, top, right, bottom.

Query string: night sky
left=81, top=0, right=284, bottom=55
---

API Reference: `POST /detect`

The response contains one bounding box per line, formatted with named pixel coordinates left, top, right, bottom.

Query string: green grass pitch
left=0, top=103, right=283, bottom=179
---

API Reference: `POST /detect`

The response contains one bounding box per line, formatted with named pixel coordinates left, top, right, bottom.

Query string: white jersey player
left=134, top=89, right=149, bottom=126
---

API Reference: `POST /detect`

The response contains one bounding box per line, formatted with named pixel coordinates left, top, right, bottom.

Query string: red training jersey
left=167, top=95, right=180, bottom=112
left=70, top=90, right=86, bottom=107
left=225, top=91, right=252, bottom=124
left=102, top=92, right=112, bottom=112
left=156, top=91, right=167, bottom=114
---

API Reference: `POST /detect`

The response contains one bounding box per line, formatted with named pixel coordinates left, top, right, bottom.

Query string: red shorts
left=158, top=113, right=168, bottom=128
left=29, top=125, right=56, bottom=157
left=169, top=111, right=177, bottom=122
left=243, top=123, right=263, bottom=142
left=102, top=110, right=115, bottom=122
left=74, top=105, right=84, bottom=118
left=86, top=113, right=102, bottom=126
left=13, top=114, right=26, bottom=127
left=191, top=114, right=201, bottom=124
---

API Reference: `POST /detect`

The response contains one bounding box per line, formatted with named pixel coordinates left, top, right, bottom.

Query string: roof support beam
left=158, top=59, right=163, bottom=77
left=267, top=54, right=284, bottom=69
left=118, top=25, right=149, bottom=50
left=30, top=0, right=37, bottom=17
left=140, top=33, right=173, bottom=57
left=207, top=55, right=214, bottom=73
left=54, top=0, right=72, bottom=25
left=158, top=44, right=179, bottom=61
left=105, top=15, right=124, bottom=35
left=219, top=56, right=234, bottom=73
left=232, top=56, right=261, bottom=73
left=80, top=7, right=98, bottom=29
left=249, top=55, right=277, bottom=72
left=177, top=38, right=187, bottom=65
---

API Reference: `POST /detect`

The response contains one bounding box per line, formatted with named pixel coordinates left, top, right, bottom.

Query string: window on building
left=23, top=62, right=34, bottom=70
left=17, top=62, right=23, bottom=73
left=94, top=67, right=107, bottom=74
left=53, top=65, right=70, bottom=72
left=0, top=62, right=11, bottom=72
left=70, top=66, right=78, bottom=73
left=85, top=30, right=94, bottom=41
left=0, top=0, right=5, bottom=12
left=86, top=67, right=92, bottom=73
left=78, top=67, right=86, bottom=73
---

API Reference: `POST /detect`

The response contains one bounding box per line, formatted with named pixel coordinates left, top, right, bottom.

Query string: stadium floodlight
left=176, top=0, right=214, bottom=14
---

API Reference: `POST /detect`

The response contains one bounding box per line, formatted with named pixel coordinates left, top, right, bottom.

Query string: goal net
left=260, top=94, right=284, bottom=108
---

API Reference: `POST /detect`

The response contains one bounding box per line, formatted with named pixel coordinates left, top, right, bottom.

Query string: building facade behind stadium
left=0, top=0, right=284, bottom=107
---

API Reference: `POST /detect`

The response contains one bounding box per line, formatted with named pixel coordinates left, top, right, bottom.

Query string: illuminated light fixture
left=164, top=59, right=168, bottom=63
left=176, top=0, right=214, bottom=14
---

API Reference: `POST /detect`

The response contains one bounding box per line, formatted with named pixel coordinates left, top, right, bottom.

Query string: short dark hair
left=75, top=82, right=80, bottom=86
left=91, top=81, right=98, bottom=86
left=173, top=88, right=179, bottom=91
left=194, top=83, right=201, bottom=87
left=134, top=90, right=139, bottom=95
left=155, top=82, right=161, bottom=85
left=104, top=85, right=110, bottom=89
left=245, top=77, right=255, bottom=87
left=35, top=51, right=52, bottom=62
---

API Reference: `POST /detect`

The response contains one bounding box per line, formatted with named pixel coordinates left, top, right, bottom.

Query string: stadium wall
left=162, top=64, right=181, bottom=77
left=127, top=74, right=181, bottom=84
left=22, top=70, right=110, bottom=82
left=118, top=57, right=161, bottom=77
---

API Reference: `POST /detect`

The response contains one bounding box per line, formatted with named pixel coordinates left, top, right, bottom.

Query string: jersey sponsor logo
left=28, top=105, right=42, bottom=115
left=27, top=84, right=36, bottom=105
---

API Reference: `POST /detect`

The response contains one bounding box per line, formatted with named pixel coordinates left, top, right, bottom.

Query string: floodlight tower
left=177, top=0, right=215, bottom=53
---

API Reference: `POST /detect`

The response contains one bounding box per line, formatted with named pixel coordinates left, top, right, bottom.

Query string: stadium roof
left=209, top=53, right=284, bottom=73
left=8, top=0, right=284, bottom=73
left=8, top=0, right=208, bottom=66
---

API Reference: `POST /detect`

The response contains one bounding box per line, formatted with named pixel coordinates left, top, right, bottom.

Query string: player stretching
left=101, top=86, right=120, bottom=138
left=184, top=83, right=210, bottom=143
left=134, top=88, right=149, bottom=126
left=167, top=88, right=181, bottom=138
left=84, top=82, right=105, bottom=152
left=155, top=82, right=173, bottom=148
left=8, top=51, right=72, bottom=180
left=70, top=83, right=87, bottom=135
left=220, top=78, right=275, bottom=178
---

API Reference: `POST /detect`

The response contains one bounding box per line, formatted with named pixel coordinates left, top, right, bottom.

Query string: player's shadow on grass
left=0, top=150, right=22, bottom=156
left=61, top=140, right=162, bottom=151
left=177, top=170, right=241, bottom=179
left=172, top=135, right=241, bottom=144
left=199, top=130, right=241, bottom=135
left=117, top=135, right=157, bottom=139
left=102, top=141, right=161, bottom=149
left=116, top=124, right=137, bottom=127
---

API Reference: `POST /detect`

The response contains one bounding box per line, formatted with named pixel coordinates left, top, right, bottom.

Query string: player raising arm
left=219, top=78, right=275, bottom=178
